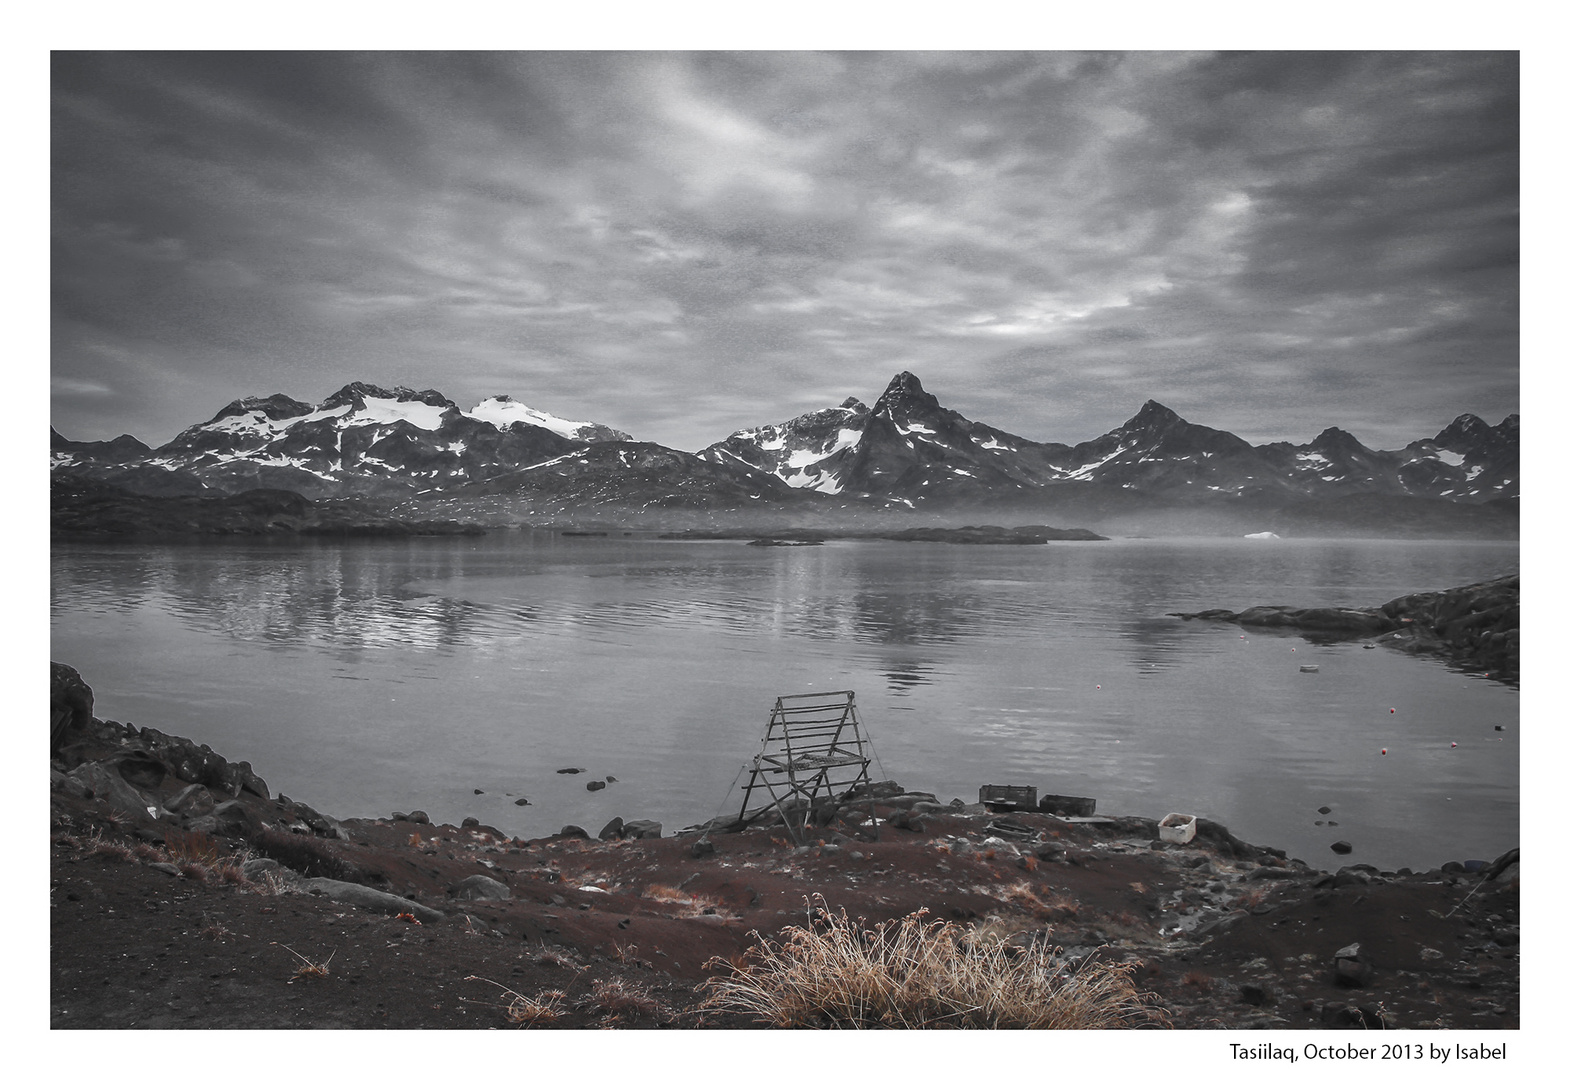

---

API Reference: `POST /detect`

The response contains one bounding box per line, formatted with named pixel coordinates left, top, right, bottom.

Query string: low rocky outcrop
left=661, top=524, right=1109, bottom=544
left=1171, top=574, right=1518, bottom=682
left=50, top=662, right=94, bottom=751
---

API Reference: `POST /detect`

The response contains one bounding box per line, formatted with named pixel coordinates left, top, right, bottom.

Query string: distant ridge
left=51, top=373, right=1517, bottom=537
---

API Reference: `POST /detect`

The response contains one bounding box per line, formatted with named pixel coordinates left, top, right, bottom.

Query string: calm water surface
left=50, top=534, right=1520, bottom=871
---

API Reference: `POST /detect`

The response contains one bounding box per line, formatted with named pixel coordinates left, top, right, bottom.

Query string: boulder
left=187, top=799, right=259, bottom=838
left=239, top=857, right=297, bottom=884
left=111, top=749, right=168, bottom=790
left=300, top=878, right=444, bottom=922
left=1484, top=848, right=1519, bottom=881
left=1333, top=943, right=1372, bottom=987
left=621, top=819, right=662, bottom=839
left=586, top=780, right=607, bottom=792
left=227, top=761, right=270, bottom=800
left=67, top=761, right=160, bottom=825
left=557, top=825, right=590, bottom=840
left=453, top=874, right=511, bottom=901
left=50, top=662, right=95, bottom=751
left=598, top=817, right=626, bottom=840
left=163, top=784, right=216, bottom=817
left=50, top=768, right=91, bottom=799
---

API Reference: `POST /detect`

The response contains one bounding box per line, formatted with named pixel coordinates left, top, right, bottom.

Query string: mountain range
left=51, top=373, right=1518, bottom=537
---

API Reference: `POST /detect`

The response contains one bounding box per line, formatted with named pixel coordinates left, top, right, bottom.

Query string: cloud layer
left=51, top=51, right=1518, bottom=450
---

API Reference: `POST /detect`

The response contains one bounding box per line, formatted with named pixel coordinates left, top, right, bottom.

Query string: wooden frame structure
left=736, top=690, right=876, bottom=845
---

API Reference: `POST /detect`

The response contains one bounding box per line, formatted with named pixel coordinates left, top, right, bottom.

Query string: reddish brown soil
left=50, top=721, right=1519, bottom=1030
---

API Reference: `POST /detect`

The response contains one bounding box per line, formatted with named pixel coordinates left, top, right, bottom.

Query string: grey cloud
left=51, top=51, right=1516, bottom=453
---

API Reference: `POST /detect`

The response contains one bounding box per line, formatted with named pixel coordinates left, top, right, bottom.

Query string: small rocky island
left=662, top=524, right=1109, bottom=544
left=1169, top=575, right=1519, bottom=684
left=51, top=661, right=1517, bottom=1030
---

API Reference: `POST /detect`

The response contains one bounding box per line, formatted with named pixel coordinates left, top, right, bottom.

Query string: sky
left=50, top=50, right=1519, bottom=453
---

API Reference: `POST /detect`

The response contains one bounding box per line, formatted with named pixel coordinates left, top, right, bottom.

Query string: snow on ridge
left=344, top=395, right=451, bottom=431
left=467, top=396, right=603, bottom=440
left=519, top=449, right=591, bottom=473
left=1437, top=449, right=1466, bottom=467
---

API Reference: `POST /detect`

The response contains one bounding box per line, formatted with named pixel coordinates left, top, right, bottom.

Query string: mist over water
left=51, top=534, right=1518, bottom=871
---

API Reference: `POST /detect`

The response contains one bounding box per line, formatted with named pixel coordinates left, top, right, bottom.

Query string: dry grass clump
left=72, top=830, right=137, bottom=861
left=642, top=883, right=731, bottom=919
left=166, top=830, right=224, bottom=866
left=462, top=977, right=569, bottom=1027
left=534, top=946, right=586, bottom=970
left=582, top=977, right=665, bottom=1021
left=702, top=896, right=1163, bottom=1029
left=272, top=942, right=334, bottom=983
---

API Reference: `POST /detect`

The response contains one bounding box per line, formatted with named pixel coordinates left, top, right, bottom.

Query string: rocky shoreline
left=50, top=662, right=1518, bottom=1030
left=1170, top=574, right=1519, bottom=685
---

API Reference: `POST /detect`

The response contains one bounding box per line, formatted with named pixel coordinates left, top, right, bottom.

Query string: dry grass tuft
left=642, top=883, right=732, bottom=919
left=166, top=830, right=224, bottom=867
left=582, top=977, right=665, bottom=1021
left=702, top=895, right=1164, bottom=1029
left=535, top=946, right=586, bottom=970
left=80, top=831, right=137, bottom=861
left=272, top=942, right=334, bottom=983
left=462, top=976, right=568, bottom=1027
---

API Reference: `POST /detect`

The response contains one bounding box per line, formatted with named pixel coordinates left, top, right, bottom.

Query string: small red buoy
left=1381, top=748, right=1388, bottom=755
left=1390, top=708, right=1396, bottom=713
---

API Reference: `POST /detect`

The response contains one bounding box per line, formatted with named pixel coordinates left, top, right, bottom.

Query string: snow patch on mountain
left=348, top=397, right=452, bottom=430
left=467, top=396, right=628, bottom=441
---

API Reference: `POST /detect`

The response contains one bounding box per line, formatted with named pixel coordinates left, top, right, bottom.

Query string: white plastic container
left=1158, top=812, right=1197, bottom=844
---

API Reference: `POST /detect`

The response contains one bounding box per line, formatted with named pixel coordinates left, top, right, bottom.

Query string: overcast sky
left=51, top=51, right=1518, bottom=452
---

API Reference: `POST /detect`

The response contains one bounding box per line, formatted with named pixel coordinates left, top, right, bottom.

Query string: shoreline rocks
left=1170, top=574, right=1518, bottom=682
left=50, top=660, right=1520, bottom=1030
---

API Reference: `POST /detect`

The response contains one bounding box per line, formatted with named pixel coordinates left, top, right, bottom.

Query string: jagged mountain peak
left=1126, top=400, right=1182, bottom=428
left=871, top=371, right=943, bottom=418
left=840, top=397, right=868, bottom=412
left=1309, top=426, right=1371, bottom=454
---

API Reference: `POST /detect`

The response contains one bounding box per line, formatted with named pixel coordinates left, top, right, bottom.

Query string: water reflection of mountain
left=52, top=536, right=1521, bottom=672
left=54, top=544, right=500, bottom=652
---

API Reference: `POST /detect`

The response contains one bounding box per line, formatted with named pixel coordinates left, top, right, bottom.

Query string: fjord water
left=50, top=535, right=1519, bottom=872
